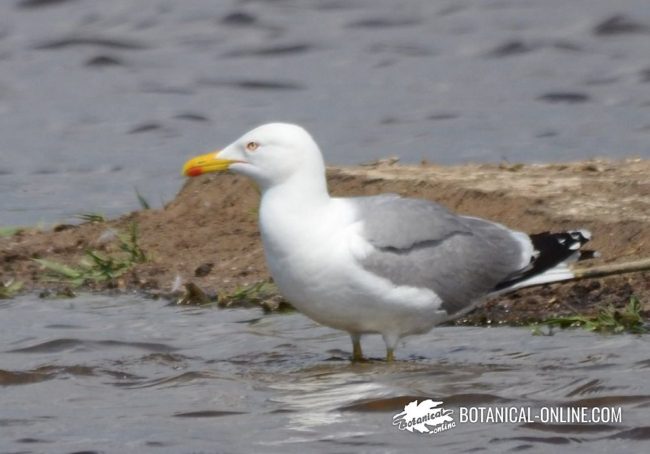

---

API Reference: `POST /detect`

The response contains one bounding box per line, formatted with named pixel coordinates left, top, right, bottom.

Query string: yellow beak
left=182, top=151, right=235, bottom=177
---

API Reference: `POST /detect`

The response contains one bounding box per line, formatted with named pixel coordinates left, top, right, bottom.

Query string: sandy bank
left=2, top=158, right=648, bottom=324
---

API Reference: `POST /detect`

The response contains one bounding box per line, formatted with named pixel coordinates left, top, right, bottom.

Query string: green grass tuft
left=117, top=222, right=147, bottom=264
left=134, top=187, right=151, bottom=210
left=226, top=281, right=273, bottom=303
left=218, top=281, right=292, bottom=312
left=33, top=222, right=147, bottom=287
left=75, top=212, right=106, bottom=223
left=532, top=297, right=648, bottom=335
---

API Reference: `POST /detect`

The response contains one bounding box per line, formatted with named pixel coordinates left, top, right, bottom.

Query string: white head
left=183, top=123, right=327, bottom=192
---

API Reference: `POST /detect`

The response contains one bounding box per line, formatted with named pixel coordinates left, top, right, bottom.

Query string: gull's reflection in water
left=269, top=365, right=400, bottom=437
left=266, top=361, right=450, bottom=433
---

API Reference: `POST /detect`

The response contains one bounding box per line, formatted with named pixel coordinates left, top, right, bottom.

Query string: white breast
left=259, top=196, right=447, bottom=336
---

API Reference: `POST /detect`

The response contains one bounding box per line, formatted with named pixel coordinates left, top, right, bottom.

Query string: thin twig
left=572, top=258, right=650, bottom=280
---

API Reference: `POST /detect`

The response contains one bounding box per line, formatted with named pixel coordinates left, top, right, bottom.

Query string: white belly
left=259, top=199, right=448, bottom=337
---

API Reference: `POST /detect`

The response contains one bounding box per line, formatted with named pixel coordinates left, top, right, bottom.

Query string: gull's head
left=182, top=123, right=325, bottom=189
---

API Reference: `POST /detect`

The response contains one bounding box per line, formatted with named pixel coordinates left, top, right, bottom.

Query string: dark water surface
left=1, top=0, right=649, bottom=225
left=1, top=295, right=649, bottom=453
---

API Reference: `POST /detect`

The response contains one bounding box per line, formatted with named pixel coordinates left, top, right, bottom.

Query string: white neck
left=258, top=167, right=332, bottom=264
left=260, top=167, right=330, bottom=209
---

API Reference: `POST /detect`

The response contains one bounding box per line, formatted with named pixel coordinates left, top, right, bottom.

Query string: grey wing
left=351, top=195, right=528, bottom=315
left=351, top=194, right=468, bottom=249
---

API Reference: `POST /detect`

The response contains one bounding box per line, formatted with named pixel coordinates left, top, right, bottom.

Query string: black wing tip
left=494, top=228, right=596, bottom=291
left=529, top=229, right=592, bottom=256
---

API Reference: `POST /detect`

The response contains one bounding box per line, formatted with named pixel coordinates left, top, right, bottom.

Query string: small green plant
left=34, top=252, right=131, bottom=287
left=134, top=187, right=151, bottom=210
left=33, top=258, right=91, bottom=287
left=534, top=297, right=647, bottom=335
left=0, top=280, right=23, bottom=298
left=75, top=212, right=106, bottom=223
left=34, top=222, right=147, bottom=287
left=218, top=281, right=292, bottom=312
left=0, top=227, right=22, bottom=237
left=224, top=281, right=274, bottom=304
left=117, top=222, right=147, bottom=264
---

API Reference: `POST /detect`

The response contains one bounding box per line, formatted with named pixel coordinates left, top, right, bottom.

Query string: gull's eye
left=245, top=141, right=259, bottom=152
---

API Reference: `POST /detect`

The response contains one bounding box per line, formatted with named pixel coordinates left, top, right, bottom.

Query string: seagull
left=182, top=123, right=593, bottom=361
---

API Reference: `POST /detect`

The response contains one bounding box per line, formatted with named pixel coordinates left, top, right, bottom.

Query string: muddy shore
left=1, top=159, right=648, bottom=325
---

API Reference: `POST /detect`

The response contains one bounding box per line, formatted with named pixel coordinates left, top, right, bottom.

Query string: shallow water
left=1, top=294, right=649, bottom=453
left=1, top=0, right=650, bottom=225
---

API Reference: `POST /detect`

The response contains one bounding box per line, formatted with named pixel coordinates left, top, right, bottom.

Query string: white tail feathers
left=491, top=262, right=574, bottom=295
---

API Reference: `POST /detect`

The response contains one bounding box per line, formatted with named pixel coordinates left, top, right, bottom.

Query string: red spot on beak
left=186, top=167, right=203, bottom=177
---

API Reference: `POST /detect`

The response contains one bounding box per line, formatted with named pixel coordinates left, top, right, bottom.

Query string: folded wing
left=348, top=194, right=530, bottom=315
